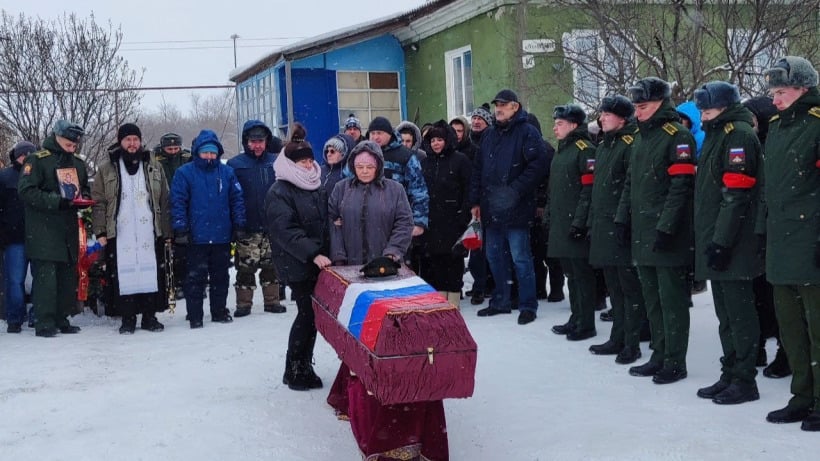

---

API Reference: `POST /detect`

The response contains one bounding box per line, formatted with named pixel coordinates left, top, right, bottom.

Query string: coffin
left=312, top=265, right=477, bottom=405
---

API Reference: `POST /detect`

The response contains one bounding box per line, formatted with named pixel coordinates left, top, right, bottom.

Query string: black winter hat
left=599, top=95, right=635, bottom=119
left=628, top=77, right=671, bottom=103
left=553, top=104, right=587, bottom=125
left=117, top=123, right=142, bottom=143
left=694, top=81, right=741, bottom=110
left=246, top=127, right=268, bottom=140
left=764, top=56, right=818, bottom=89
left=160, top=132, right=182, bottom=148
left=492, top=89, right=519, bottom=104
left=367, top=116, right=394, bottom=134
left=360, top=256, right=400, bottom=278
left=9, top=141, right=36, bottom=162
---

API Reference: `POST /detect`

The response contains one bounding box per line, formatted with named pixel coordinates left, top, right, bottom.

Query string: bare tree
left=551, top=0, right=819, bottom=109
left=0, top=11, right=143, bottom=169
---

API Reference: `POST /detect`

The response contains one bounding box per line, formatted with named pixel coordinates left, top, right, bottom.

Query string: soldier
left=548, top=104, right=597, bottom=339
left=690, top=82, right=763, bottom=405
left=615, top=78, right=696, bottom=384
left=759, top=56, right=820, bottom=431
left=587, top=96, right=646, bottom=364
left=18, top=120, right=91, bottom=337
left=227, top=120, right=286, bottom=316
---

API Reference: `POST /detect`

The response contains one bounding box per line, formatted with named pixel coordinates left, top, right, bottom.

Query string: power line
left=122, top=37, right=305, bottom=45
left=120, top=44, right=292, bottom=52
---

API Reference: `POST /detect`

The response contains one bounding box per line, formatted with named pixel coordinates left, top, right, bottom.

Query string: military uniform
left=17, top=135, right=89, bottom=334
left=153, top=145, right=191, bottom=297
left=695, top=103, right=764, bottom=391
left=615, top=100, right=696, bottom=379
left=764, top=87, right=820, bottom=416
left=589, top=122, right=646, bottom=353
left=548, top=126, right=596, bottom=337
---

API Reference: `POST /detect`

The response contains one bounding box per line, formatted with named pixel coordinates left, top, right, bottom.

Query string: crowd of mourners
left=1, top=54, right=819, bottom=459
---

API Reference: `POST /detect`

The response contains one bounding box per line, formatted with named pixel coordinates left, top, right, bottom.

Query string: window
left=562, top=30, right=636, bottom=112
left=337, top=71, right=401, bottom=130
left=236, top=71, right=279, bottom=134
left=445, top=45, right=474, bottom=120
left=728, top=29, right=787, bottom=96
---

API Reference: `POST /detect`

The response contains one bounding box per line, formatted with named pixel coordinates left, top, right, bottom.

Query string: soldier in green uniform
left=587, top=95, right=646, bottom=364
left=17, top=120, right=91, bottom=337
left=548, top=104, right=598, bottom=341
left=615, top=77, right=696, bottom=384
left=759, top=56, right=820, bottom=431
left=691, top=81, right=764, bottom=405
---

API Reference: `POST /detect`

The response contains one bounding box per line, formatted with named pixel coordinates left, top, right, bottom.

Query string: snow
left=2, top=276, right=819, bottom=460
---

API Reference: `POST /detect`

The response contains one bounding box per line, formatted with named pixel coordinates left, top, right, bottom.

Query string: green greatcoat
left=18, top=135, right=90, bottom=263
left=694, top=103, right=765, bottom=281
left=763, top=87, right=820, bottom=285
left=153, top=147, right=192, bottom=185
left=615, top=100, right=696, bottom=267
left=547, top=126, right=595, bottom=259
left=589, top=122, right=637, bottom=267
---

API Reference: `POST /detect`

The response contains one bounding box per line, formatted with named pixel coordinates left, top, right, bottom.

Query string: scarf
left=273, top=153, right=321, bottom=191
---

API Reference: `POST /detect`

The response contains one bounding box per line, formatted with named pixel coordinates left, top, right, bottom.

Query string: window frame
left=444, top=45, right=474, bottom=120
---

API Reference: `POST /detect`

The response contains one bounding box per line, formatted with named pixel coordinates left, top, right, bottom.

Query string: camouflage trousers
left=234, top=232, right=279, bottom=290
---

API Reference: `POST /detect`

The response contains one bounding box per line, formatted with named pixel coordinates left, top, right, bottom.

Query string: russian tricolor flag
left=337, top=276, right=446, bottom=350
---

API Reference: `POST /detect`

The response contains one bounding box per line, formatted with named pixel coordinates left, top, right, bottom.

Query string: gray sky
left=0, top=0, right=427, bottom=112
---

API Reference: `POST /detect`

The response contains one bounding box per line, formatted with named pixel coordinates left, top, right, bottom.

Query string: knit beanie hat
left=367, top=116, right=393, bottom=134
left=470, top=103, right=494, bottom=126
left=628, top=77, right=672, bottom=103
left=284, top=123, right=314, bottom=162
left=117, top=123, right=142, bottom=142
left=552, top=104, right=587, bottom=125
left=599, top=95, right=635, bottom=119
left=764, top=56, right=818, bottom=89
left=344, top=114, right=362, bottom=130
left=323, top=136, right=347, bottom=156
left=694, top=81, right=741, bottom=110
left=197, top=143, right=219, bottom=155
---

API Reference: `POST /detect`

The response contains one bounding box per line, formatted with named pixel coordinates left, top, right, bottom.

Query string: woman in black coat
left=418, top=120, right=472, bottom=307
left=265, top=123, right=330, bottom=391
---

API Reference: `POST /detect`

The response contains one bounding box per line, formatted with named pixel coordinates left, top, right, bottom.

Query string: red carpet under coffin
left=312, top=265, right=477, bottom=405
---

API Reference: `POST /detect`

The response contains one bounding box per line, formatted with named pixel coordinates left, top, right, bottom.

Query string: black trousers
left=184, top=243, right=230, bottom=321
left=288, top=279, right=318, bottom=361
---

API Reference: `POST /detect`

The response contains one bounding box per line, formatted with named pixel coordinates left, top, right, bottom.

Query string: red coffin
left=312, top=265, right=477, bottom=405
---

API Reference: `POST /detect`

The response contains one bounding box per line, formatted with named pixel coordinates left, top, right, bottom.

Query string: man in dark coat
left=18, top=120, right=90, bottom=337
left=1, top=141, right=37, bottom=332
left=469, top=89, right=549, bottom=325
left=227, top=120, right=286, bottom=316
left=691, top=82, right=764, bottom=404
left=615, top=78, right=696, bottom=384
left=547, top=104, right=596, bottom=339
left=759, top=56, right=820, bottom=430
left=465, top=103, right=495, bottom=305
left=587, top=96, right=646, bottom=364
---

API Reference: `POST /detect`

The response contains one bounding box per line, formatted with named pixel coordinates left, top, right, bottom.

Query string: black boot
left=696, top=379, right=730, bottom=399
left=712, top=382, right=759, bottom=405
left=763, top=343, right=791, bottom=378
left=801, top=411, right=820, bottom=431
left=767, top=404, right=811, bottom=424
left=283, top=353, right=323, bottom=391
left=551, top=319, right=575, bottom=335
left=629, top=361, right=662, bottom=377
left=589, top=339, right=623, bottom=355
left=140, top=315, right=164, bottom=332
left=7, top=322, right=22, bottom=333
left=119, top=315, right=137, bottom=335
left=615, top=346, right=641, bottom=365
left=547, top=287, right=565, bottom=302
left=599, top=309, right=613, bottom=322
left=566, top=328, right=596, bottom=341
left=652, top=367, right=688, bottom=384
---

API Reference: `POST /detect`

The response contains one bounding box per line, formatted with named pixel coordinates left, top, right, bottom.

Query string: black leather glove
left=615, top=223, right=631, bottom=248
left=569, top=226, right=587, bottom=241
left=58, top=198, right=74, bottom=210
left=233, top=228, right=249, bottom=242
left=815, top=242, right=820, bottom=268
left=652, top=230, right=675, bottom=252
left=174, top=231, right=189, bottom=246
left=706, top=243, right=732, bottom=272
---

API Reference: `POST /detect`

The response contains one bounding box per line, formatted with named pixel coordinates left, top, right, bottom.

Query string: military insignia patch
left=729, top=147, right=745, bottom=164
left=675, top=144, right=692, bottom=160
left=23, top=164, right=32, bottom=175
left=586, top=158, right=596, bottom=172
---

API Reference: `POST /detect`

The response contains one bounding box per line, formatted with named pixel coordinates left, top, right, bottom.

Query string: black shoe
left=551, top=320, right=576, bottom=335
left=284, top=357, right=324, bottom=391
left=234, top=306, right=252, bottom=318
left=766, top=405, right=811, bottom=424
left=140, top=316, right=164, bottom=332
left=801, top=411, right=820, bottom=431
left=212, top=313, right=234, bottom=323
left=756, top=345, right=768, bottom=367
left=763, top=346, right=791, bottom=378
left=713, top=382, right=760, bottom=405
left=652, top=367, right=688, bottom=384
left=477, top=306, right=511, bottom=317
left=119, top=315, right=136, bottom=335
left=696, top=380, right=730, bottom=399
left=629, top=361, right=662, bottom=377
left=264, top=303, right=287, bottom=314
left=35, top=327, right=58, bottom=338
left=599, top=309, right=613, bottom=322
left=615, top=346, right=642, bottom=365
left=566, top=328, right=596, bottom=341
left=517, top=310, right=536, bottom=325
left=589, top=339, right=623, bottom=355
left=470, top=292, right=485, bottom=305
left=189, top=320, right=204, bottom=329
left=7, top=323, right=22, bottom=333
left=547, top=291, right=565, bottom=302
left=59, top=325, right=81, bottom=334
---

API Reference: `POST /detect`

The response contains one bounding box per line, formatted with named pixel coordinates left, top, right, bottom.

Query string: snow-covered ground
left=2, top=276, right=818, bottom=460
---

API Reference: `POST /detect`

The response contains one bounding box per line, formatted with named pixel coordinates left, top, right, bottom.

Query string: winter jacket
left=615, top=100, right=696, bottom=267
left=265, top=179, right=328, bottom=284
left=694, top=103, right=764, bottom=281
left=17, top=135, right=89, bottom=263
left=227, top=120, right=278, bottom=232
left=329, top=147, right=414, bottom=265
left=377, top=136, right=429, bottom=229
left=321, top=133, right=356, bottom=195
left=0, top=163, right=26, bottom=246
left=91, top=146, right=171, bottom=240
left=170, top=130, right=246, bottom=244
left=547, top=125, right=595, bottom=259
left=762, top=87, right=820, bottom=285
left=469, top=108, right=549, bottom=229
left=588, top=122, right=638, bottom=267
left=152, top=146, right=192, bottom=184
left=419, top=121, right=473, bottom=255
left=677, top=101, right=705, bottom=158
